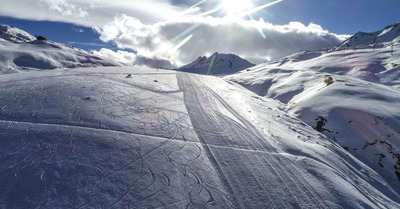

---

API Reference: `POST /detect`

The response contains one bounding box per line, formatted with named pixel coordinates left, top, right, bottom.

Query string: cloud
left=71, top=27, right=84, bottom=33
left=94, top=15, right=349, bottom=67
left=92, top=48, right=175, bottom=69
left=1, top=0, right=349, bottom=69
left=0, top=0, right=186, bottom=27
left=92, top=48, right=136, bottom=64
left=38, top=0, right=88, bottom=18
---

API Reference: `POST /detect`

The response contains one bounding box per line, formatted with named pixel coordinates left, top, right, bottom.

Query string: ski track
left=0, top=70, right=378, bottom=208
left=0, top=71, right=231, bottom=209
left=177, top=73, right=330, bottom=208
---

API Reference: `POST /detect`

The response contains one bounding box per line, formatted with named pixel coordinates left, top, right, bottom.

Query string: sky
left=0, top=0, right=399, bottom=67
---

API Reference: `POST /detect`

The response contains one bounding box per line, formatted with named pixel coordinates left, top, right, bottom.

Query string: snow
left=0, top=66, right=399, bottom=208
left=178, top=52, right=255, bottom=75
left=226, top=22, right=400, bottom=191
left=0, top=24, right=122, bottom=73
left=334, top=22, right=400, bottom=50
left=1, top=22, right=400, bottom=208
left=0, top=24, right=35, bottom=43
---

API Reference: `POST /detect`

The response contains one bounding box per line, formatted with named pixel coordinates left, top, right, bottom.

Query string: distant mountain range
left=334, top=21, right=400, bottom=50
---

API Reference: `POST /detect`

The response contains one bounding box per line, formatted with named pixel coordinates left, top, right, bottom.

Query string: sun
left=220, top=0, right=254, bottom=17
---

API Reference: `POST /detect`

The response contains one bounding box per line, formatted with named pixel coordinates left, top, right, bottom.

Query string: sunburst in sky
left=0, top=0, right=399, bottom=68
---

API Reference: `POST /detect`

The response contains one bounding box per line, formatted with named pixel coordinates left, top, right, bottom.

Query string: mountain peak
left=334, top=21, right=400, bottom=50
left=179, top=52, right=255, bottom=75
left=0, top=24, right=36, bottom=43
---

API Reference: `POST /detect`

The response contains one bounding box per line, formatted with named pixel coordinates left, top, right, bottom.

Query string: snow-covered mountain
left=0, top=24, right=36, bottom=43
left=179, top=52, right=255, bottom=75
left=0, top=24, right=122, bottom=73
left=0, top=66, right=399, bottom=208
left=226, top=22, right=400, bottom=186
left=334, top=21, right=400, bottom=50
left=1, top=23, right=400, bottom=208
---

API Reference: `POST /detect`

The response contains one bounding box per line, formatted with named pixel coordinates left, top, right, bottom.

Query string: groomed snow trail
left=178, top=73, right=329, bottom=208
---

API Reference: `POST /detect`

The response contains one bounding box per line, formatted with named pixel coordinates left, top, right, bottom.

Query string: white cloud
left=94, top=15, right=349, bottom=67
left=38, top=0, right=88, bottom=18
left=92, top=48, right=175, bottom=69
left=0, top=0, right=186, bottom=27
left=71, top=27, right=84, bottom=33
left=92, top=48, right=136, bottom=64
left=0, top=1, right=350, bottom=68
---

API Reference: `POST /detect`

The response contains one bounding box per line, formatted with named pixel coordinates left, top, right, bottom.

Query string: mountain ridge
left=334, top=21, right=400, bottom=50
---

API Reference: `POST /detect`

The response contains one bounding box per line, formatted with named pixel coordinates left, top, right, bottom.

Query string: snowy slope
left=226, top=22, right=400, bottom=186
left=179, top=52, right=255, bottom=75
left=0, top=24, right=122, bottom=73
left=0, top=66, right=399, bottom=208
left=0, top=24, right=35, bottom=43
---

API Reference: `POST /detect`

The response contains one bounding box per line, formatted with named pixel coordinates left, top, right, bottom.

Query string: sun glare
left=220, top=0, right=253, bottom=17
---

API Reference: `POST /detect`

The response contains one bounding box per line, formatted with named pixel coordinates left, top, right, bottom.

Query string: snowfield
left=226, top=22, right=400, bottom=194
left=1, top=22, right=400, bottom=208
left=0, top=67, right=399, bottom=208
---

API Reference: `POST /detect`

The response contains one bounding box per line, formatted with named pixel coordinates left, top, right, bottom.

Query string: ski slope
left=0, top=67, right=399, bottom=208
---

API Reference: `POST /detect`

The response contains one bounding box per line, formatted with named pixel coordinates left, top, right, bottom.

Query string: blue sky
left=0, top=0, right=399, bottom=65
left=262, top=0, right=400, bottom=34
left=169, top=0, right=400, bottom=34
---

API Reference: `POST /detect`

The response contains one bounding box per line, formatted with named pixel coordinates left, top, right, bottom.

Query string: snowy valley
left=0, top=22, right=399, bottom=209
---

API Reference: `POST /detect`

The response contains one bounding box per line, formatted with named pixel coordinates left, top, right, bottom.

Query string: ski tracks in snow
left=178, top=73, right=329, bottom=208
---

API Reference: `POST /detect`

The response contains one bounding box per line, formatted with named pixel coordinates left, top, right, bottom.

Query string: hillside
left=0, top=67, right=399, bottom=208
left=179, top=52, right=255, bottom=75
left=0, top=24, right=122, bottom=74
left=226, top=22, right=400, bottom=186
